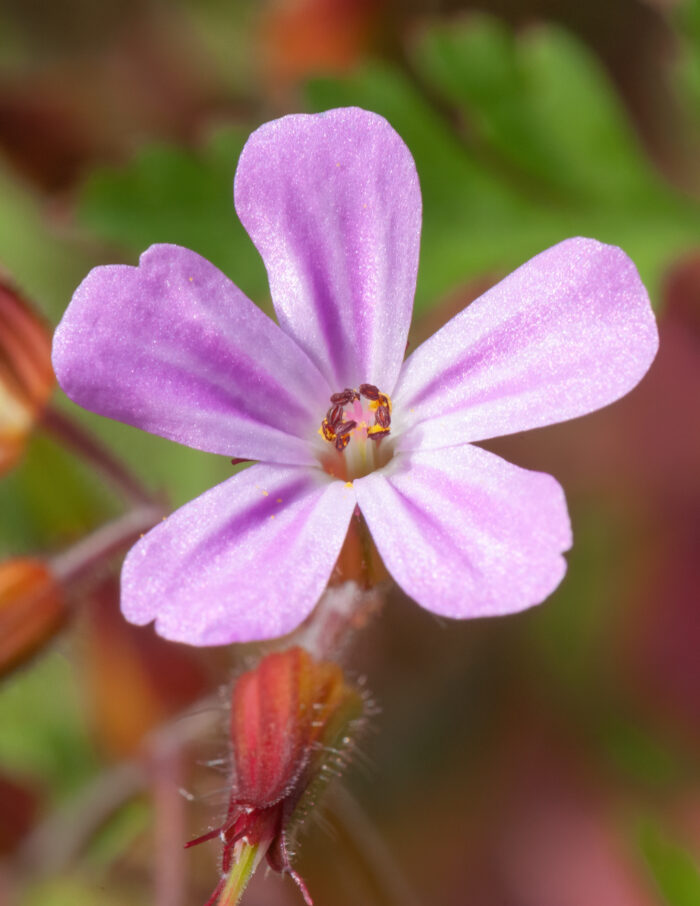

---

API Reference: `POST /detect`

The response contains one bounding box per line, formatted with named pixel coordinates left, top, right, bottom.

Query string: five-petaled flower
left=52, top=107, right=658, bottom=646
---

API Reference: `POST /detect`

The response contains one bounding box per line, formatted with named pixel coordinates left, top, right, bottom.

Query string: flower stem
left=329, top=786, right=424, bottom=906
left=216, top=841, right=266, bottom=906
left=151, top=743, right=187, bottom=906
left=50, top=504, right=164, bottom=584
left=295, top=581, right=385, bottom=661
left=40, top=406, right=156, bottom=507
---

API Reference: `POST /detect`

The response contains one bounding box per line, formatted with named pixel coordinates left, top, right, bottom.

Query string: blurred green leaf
left=676, top=0, right=700, bottom=118
left=0, top=164, right=96, bottom=322
left=602, top=720, right=685, bottom=789
left=78, top=126, right=268, bottom=305
left=638, top=816, right=700, bottom=906
left=0, top=430, right=114, bottom=554
left=22, top=874, right=134, bottom=906
left=0, top=652, right=98, bottom=800
left=307, top=17, right=700, bottom=308
left=85, top=798, right=150, bottom=869
left=416, top=17, right=663, bottom=202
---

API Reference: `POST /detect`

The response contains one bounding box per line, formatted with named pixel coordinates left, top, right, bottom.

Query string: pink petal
left=53, top=245, right=330, bottom=465
left=355, top=445, right=571, bottom=618
left=393, top=238, right=659, bottom=450
left=121, top=464, right=357, bottom=645
left=234, top=107, right=421, bottom=393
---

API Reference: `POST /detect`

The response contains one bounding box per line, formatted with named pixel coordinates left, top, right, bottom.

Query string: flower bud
left=0, top=559, right=66, bottom=677
left=0, top=279, right=54, bottom=473
left=188, top=646, right=366, bottom=905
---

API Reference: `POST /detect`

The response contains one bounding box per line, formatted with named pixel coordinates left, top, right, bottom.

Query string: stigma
left=319, top=383, right=392, bottom=452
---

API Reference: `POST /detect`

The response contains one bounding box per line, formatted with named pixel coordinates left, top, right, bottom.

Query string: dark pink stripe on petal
left=355, top=445, right=571, bottom=619
left=52, top=244, right=330, bottom=465
left=121, top=464, right=357, bottom=645
left=394, top=238, right=658, bottom=450
left=235, top=108, right=421, bottom=393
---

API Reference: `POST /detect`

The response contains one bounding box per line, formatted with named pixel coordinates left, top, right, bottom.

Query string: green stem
left=217, top=841, right=266, bottom=906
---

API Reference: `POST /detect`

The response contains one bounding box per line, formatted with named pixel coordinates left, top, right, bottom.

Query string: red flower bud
left=0, top=280, right=54, bottom=474
left=188, top=646, right=365, bottom=905
left=0, top=559, right=66, bottom=677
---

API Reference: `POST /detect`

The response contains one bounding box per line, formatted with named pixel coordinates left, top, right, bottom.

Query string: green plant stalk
left=217, top=841, right=266, bottom=906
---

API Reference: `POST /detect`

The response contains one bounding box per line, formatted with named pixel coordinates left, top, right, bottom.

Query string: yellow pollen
left=345, top=481, right=353, bottom=489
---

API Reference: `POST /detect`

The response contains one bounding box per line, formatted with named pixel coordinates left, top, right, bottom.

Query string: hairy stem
left=294, top=581, right=386, bottom=661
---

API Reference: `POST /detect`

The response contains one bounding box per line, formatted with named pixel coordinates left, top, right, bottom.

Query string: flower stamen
left=330, top=388, right=360, bottom=405
left=358, top=383, right=380, bottom=401
left=320, top=386, right=392, bottom=459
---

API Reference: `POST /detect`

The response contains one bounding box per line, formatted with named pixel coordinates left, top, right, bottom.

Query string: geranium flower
left=52, top=107, right=658, bottom=645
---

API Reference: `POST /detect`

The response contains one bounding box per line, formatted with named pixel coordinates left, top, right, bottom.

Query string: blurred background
left=1, top=0, right=699, bottom=904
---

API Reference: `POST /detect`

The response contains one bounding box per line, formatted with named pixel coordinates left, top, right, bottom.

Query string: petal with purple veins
left=53, top=245, right=329, bottom=465
left=121, top=464, right=357, bottom=645
left=355, top=445, right=572, bottom=619
left=235, top=107, right=421, bottom=392
left=394, top=238, right=658, bottom=450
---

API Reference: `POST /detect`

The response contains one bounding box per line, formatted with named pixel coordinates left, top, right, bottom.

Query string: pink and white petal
left=393, top=238, right=658, bottom=450
left=234, top=107, right=421, bottom=392
left=121, top=463, right=357, bottom=645
left=355, top=445, right=572, bottom=619
left=53, top=244, right=330, bottom=465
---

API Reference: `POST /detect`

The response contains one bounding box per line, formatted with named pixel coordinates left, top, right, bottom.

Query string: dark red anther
left=359, top=383, right=380, bottom=400
left=330, top=388, right=359, bottom=405
left=326, top=404, right=344, bottom=427
left=335, top=420, right=357, bottom=438
left=375, top=406, right=391, bottom=429
left=368, top=427, right=390, bottom=441
left=335, top=434, right=351, bottom=451
left=320, top=419, right=336, bottom=442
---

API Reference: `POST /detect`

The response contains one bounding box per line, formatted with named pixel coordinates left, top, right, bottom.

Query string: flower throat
left=319, top=383, right=393, bottom=480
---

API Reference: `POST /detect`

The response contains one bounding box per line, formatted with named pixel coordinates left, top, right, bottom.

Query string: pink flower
left=52, top=108, right=658, bottom=645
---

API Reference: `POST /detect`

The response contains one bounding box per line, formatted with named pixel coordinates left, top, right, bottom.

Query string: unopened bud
left=0, top=559, right=66, bottom=676
left=0, top=280, right=54, bottom=473
left=188, top=646, right=366, bottom=905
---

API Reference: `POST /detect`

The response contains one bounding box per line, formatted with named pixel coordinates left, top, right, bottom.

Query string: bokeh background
left=1, top=1, right=699, bottom=904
